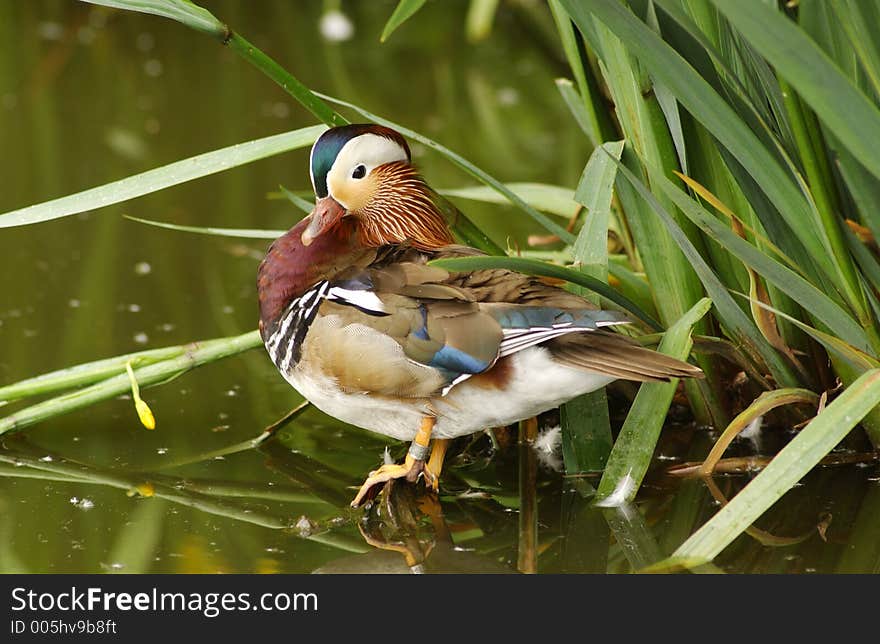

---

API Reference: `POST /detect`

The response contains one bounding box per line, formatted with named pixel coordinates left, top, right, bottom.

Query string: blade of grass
left=429, top=255, right=662, bottom=331
left=560, top=140, right=624, bottom=473
left=595, top=297, right=711, bottom=505
left=380, top=0, right=426, bottom=42
left=84, top=1, right=346, bottom=126
left=0, top=345, right=184, bottom=403
left=80, top=0, right=223, bottom=36
left=278, top=185, right=314, bottom=214
left=572, top=140, right=624, bottom=273
left=440, top=183, right=581, bottom=219
left=124, top=215, right=283, bottom=239
left=555, top=78, right=597, bottom=143
left=831, top=0, right=880, bottom=99
left=0, top=331, right=263, bottom=435
left=652, top=167, right=872, bottom=353
left=579, top=12, right=724, bottom=427
left=466, top=0, right=500, bottom=42
left=549, top=0, right=615, bottom=146
left=723, top=17, right=800, bottom=159
left=711, top=0, right=880, bottom=183
left=564, top=0, right=836, bottom=282
left=126, top=206, right=503, bottom=258
left=0, top=125, right=325, bottom=227
left=645, top=0, right=688, bottom=176
left=226, top=28, right=349, bottom=127
left=674, top=368, right=880, bottom=562
left=611, top=155, right=801, bottom=386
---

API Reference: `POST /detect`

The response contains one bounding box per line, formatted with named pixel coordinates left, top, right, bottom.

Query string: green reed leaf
left=465, top=0, right=500, bottom=43
left=440, top=183, right=580, bottom=219
left=564, top=0, right=835, bottom=280
left=572, top=140, right=624, bottom=273
left=80, top=0, right=224, bottom=37
left=560, top=140, right=624, bottom=473
left=649, top=167, right=871, bottom=353
left=0, top=346, right=184, bottom=403
left=380, top=0, right=427, bottom=42
left=0, top=126, right=325, bottom=228
left=674, top=369, right=880, bottom=562
left=429, top=255, right=662, bottom=331
left=124, top=215, right=283, bottom=239
left=595, top=298, right=711, bottom=505
left=610, top=154, right=800, bottom=386
left=0, top=332, right=263, bottom=435
left=711, top=0, right=880, bottom=183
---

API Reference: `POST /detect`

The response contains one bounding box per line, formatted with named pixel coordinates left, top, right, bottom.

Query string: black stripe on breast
left=265, top=281, right=329, bottom=373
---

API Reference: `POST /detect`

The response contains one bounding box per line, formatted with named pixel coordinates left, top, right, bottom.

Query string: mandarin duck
left=257, top=124, right=702, bottom=507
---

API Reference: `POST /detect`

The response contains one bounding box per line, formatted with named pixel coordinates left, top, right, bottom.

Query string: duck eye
left=351, top=165, right=366, bottom=180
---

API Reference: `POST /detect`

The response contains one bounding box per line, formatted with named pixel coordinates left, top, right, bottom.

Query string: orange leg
left=423, top=438, right=449, bottom=492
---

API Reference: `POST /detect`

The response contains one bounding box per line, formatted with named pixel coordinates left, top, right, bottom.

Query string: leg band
left=408, top=441, right=430, bottom=461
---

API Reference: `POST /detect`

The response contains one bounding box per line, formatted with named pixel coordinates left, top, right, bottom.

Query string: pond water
left=2, top=1, right=878, bottom=574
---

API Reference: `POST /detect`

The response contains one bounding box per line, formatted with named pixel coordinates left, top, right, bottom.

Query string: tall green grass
left=3, top=0, right=880, bottom=567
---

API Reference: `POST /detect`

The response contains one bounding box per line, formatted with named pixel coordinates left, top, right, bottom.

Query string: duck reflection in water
left=313, top=483, right=515, bottom=574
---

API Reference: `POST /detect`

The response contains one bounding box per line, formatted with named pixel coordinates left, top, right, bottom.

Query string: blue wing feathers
left=493, top=307, right=629, bottom=331
left=428, top=345, right=491, bottom=377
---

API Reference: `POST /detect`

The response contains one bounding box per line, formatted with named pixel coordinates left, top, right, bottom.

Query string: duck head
left=302, top=124, right=454, bottom=250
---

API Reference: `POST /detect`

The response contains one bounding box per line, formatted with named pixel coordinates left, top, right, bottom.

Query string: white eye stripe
left=327, top=134, right=408, bottom=204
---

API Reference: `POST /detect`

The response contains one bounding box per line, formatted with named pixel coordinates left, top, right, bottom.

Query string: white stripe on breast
left=327, top=286, right=387, bottom=314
